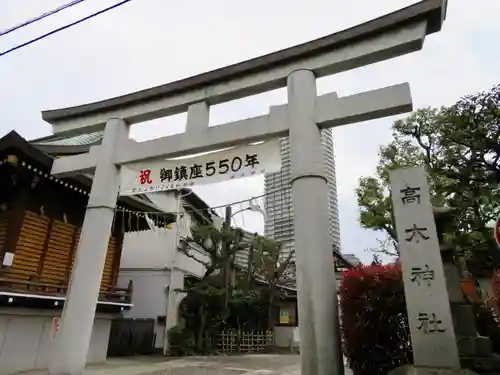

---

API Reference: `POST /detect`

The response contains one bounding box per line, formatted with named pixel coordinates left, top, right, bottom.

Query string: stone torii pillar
left=288, top=70, right=339, bottom=375
left=41, top=2, right=447, bottom=374
left=47, top=119, right=128, bottom=375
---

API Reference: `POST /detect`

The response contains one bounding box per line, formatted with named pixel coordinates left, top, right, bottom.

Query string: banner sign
left=120, top=140, right=281, bottom=196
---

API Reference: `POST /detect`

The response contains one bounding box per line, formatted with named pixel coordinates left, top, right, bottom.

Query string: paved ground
left=16, top=354, right=352, bottom=375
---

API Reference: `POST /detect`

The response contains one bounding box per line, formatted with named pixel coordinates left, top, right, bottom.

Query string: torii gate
left=43, top=1, right=447, bottom=374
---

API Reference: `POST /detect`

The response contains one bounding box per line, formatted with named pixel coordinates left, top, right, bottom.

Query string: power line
left=0, top=0, right=87, bottom=38
left=115, top=185, right=290, bottom=216
left=0, top=0, right=133, bottom=58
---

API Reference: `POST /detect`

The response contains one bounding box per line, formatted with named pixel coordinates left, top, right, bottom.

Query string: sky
left=1, top=0, right=499, bottom=264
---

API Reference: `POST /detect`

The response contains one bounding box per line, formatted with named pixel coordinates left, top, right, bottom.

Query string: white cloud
left=0, top=0, right=499, bottom=264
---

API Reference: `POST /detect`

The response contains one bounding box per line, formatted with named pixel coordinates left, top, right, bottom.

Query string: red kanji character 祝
left=139, top=169, right=153, bottom=185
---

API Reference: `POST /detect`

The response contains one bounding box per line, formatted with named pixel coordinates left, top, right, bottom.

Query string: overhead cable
left=0, top=0, right=87, bottom=38
left=1, top=0, right=133, bottom=57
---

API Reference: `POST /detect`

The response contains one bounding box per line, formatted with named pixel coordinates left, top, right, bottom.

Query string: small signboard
left=2, top=252, right=14, bottom=267
left=119, top=140, right=281, bottom=196
left=279, top=309, right=290, bottom=324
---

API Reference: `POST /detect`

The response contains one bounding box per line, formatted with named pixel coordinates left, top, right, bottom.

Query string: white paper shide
left=119, top=140, right=281, bottom=195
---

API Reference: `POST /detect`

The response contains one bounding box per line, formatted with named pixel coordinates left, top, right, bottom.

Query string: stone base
left=389, top=365, right=477, bottom=375
left=458, top=336, right=492, bottom=357
left=461, top=354, right=500, bottom=373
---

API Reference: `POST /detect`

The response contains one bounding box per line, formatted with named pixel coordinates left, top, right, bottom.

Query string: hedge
left=493, top=270, right=500, bottom=309
left=339, top=263, right=411, bottom=375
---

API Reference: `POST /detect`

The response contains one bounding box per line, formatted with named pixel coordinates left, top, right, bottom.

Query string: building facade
left=264, top=129, right=341, bottom=261
left=0, top=130, right=160, bottom=374
left=117, top=189, right=213, bottom=354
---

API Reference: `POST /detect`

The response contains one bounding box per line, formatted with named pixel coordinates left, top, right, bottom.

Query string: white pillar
left=288, top=70, right=343, bottom=375
left=49, top=118, right=128, bottom=375
left=165, top=269, right=184, bottom=328
left=164, top=191, right=184, bottom=354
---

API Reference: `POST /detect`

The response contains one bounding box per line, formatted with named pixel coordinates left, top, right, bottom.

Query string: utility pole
left=223, top=205, right=232, bottom=308
left=164, top=189, right=191, bottom=355
left=246, top=232, right=258, bottom=289
left=224, top=205, right=232, bottom=229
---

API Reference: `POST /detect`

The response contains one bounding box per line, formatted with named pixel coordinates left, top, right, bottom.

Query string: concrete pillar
left=288, top=70, right=343, bottom=375
left=164, top=268, right=184, bottom=346
left=164, top=191, right=186, bottom=354
left=49, top=118, right=128, bottom=375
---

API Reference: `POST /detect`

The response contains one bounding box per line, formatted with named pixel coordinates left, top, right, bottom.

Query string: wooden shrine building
left=0, top=130, right=169, bottom=314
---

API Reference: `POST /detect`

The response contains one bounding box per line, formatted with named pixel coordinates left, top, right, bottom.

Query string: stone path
left=15, top=354, right=352, bottom=375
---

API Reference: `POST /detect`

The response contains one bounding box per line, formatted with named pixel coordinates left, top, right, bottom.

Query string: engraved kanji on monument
left=390, top=166, right=460, bottom=370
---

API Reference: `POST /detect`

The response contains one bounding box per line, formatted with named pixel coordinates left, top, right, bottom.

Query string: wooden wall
left=4, top=210, right=120, bottom=294
left=0, top=211, right=9, bottom=260
left=0, top=159, right=128, bottom=297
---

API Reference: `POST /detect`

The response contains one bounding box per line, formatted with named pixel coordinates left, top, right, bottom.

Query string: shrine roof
left=29, top=131, right=104, bottom=155
left=177, top=188, right=218, bottom=223
left=0, top=130, right=162, bottom=213
left=32, top=131, right=103, bottom=146
left=333, top=248, right=355, bottom=269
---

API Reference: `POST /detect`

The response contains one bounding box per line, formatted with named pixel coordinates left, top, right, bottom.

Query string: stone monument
left=390, top=166, right=500, bottom=374
left=389, top=166, right=462, bottom=373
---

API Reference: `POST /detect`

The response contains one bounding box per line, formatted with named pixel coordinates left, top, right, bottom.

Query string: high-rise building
left=264, top=128, right=341, bottom=263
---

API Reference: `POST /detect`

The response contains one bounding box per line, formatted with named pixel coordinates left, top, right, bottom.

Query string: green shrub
left=493, top=270, right=500, bottom=308
left=167, top=325, right=193, bottom=356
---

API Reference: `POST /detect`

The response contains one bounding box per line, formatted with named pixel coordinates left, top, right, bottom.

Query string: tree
left=371, top=253, right=382, bottom=265
left=177, top=222, right=294, bottom=352
left=356, top=84, right=500, bottom=274
left=178, top=223, right=248, bottom=352
left=187, top=223, right=246, bottom=278
left=251, top=235, right=295, bottom=329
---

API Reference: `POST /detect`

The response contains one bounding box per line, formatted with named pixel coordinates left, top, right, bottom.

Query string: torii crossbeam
left=42, top=1, right=447, bottom=375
